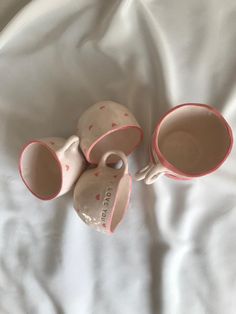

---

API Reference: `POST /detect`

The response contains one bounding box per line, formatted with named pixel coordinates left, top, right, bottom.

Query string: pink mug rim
left=86, top=125, right=143, bottom=164
left=152, top=103, right=233, bottom=178
left=19, top=140, right=63, bottom=200
left=106, top=174, right=132, bottom=234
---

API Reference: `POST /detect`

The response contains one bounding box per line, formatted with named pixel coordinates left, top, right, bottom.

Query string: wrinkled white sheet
left=1, top=0, right=236, bottom=313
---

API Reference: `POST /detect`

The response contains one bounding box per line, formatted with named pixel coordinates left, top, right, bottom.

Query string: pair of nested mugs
left=19, top=101, right=233, bottom=234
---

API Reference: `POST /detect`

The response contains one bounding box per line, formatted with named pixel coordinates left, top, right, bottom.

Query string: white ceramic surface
left=19, top=135, right=86, bottom=200
left=73, top=150, right=132, bottom=234
left=77, top=101, right=143, bottom=164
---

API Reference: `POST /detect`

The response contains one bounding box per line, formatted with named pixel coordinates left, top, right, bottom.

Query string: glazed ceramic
left=73, top=150, right=132, bottom=234
left=77, top=101, right=143, bottom=164
left=136, top=103, right=233, bottom=184
left=19, top=135, right=86, bottom=200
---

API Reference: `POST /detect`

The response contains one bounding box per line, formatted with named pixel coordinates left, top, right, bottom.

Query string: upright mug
left=136, top=104, right=233, bottom=184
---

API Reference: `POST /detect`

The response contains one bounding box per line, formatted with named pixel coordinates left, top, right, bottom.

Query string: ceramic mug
left=136, top=103, right=233, bottom=184
left=77, top=101, right=143, bottom=164
left=73, top=150, right=132, bottom=234
left=19, top=135, right=86, bottom=200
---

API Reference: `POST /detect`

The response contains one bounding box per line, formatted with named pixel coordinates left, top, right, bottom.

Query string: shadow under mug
left=19, top=135, right=86, bottom=200
left=136, top=103, right=233, bottom=184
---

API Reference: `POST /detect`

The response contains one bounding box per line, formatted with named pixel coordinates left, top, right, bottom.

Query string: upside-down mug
left=136, top=103, right=233, bottom=184
left=77, top=101, right=143, bottom=164
left=19, top=135, right=86, bottom=200
left=73, top=150, right=132, bottom=234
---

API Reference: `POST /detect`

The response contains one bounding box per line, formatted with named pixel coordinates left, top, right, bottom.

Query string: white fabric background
left=1, top=0, right=236, bottom=313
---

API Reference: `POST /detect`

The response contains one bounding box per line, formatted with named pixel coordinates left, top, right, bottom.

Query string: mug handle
left=135, top=162, right=153, bottom=181
left=58, top=135, right=80, bottom=155
left=135, top=160, right=166, bottom=184
left=98, top=150, right=128, bottom=175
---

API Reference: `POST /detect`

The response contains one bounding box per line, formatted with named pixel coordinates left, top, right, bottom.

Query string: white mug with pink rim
left=73, top=150, right=132, bottom=234
left=77, top=101, right=143, bottom=164
left=136, top=103, right=233, bottom=184
left=19, top=135, right=86, bottom=200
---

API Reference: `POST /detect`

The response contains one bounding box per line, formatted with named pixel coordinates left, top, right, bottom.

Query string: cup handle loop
left=135, top=162, right=153, bottom=181
left=135, top=160, right=166, bottom=184
left=144, top=163, right=166, bottom=185
left=58, top=135, right=80, bottom=155
left=98, top=150, right=128, bottom=175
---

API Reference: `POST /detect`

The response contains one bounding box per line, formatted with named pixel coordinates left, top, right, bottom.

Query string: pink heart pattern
left=96, top=194, right=101, bottom=201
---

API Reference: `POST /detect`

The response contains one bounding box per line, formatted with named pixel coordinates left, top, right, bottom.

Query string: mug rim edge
left=85, top=125, right=144, bottom=164
left=152, top=103, right=234, bottom=178
left=18, top=139, right=63, bottom=200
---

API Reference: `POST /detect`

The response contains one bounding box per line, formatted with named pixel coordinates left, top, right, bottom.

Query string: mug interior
left=157, top=105, right=232, bottom=175
left=88, top=126, right=142, bottom=164
left=20, top=142, right=62, bottom=199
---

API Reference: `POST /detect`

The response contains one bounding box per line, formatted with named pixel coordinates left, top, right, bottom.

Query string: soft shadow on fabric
left=0, top=0, right=31, bottom=32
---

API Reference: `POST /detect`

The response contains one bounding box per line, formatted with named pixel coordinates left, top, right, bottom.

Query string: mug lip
left=19, top=140, right=63, bottom=200
left=86, top=125, right=143, bottom=164
left=106, top=173, right=132, bottom=234
left=153, top=103, right=234, bottom=178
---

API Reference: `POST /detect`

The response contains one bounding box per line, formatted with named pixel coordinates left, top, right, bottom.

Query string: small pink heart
left=89, top=124, right=93, bottom=131
left=65, top=165, right=70, bottom=171
left=112, top=123, right=117, bottom=127
left=99, top=105, right=105, bottom=110
left=96, top=194, right=100, bottom=201
left=50, top=141, right=55, bottom=145
left=124, top=113, right=129, bottom=117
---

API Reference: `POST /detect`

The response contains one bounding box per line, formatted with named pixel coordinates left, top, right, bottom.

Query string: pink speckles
left=50, top=141, right=55, bottom=145
left=65, top=165, right=70, bottom=171
left=124, top=113, right=129, bottom=117
left=89, top=124, right=93, bottom=131
left=112, top=123, right=118, bottom=127
left=94, top=172, right=99, bottom=177
left=99, top=105, right=105, bottom=110
left=96, top=194, right=101, bottom=201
